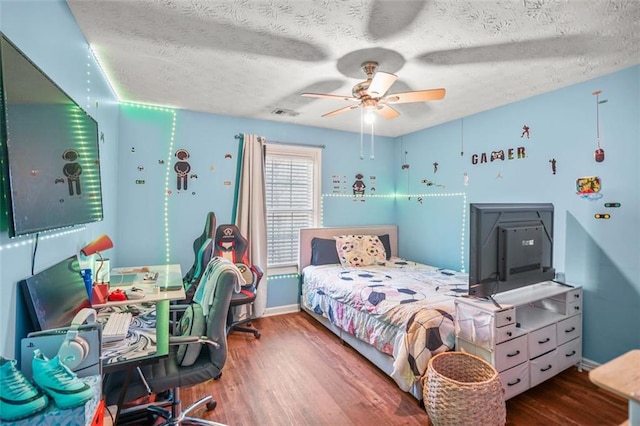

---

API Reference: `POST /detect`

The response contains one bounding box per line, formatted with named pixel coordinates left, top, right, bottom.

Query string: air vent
left=271, top=108, right=299, bottom=117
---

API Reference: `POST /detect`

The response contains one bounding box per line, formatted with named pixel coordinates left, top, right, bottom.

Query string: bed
left=298, top=225, right=468, bottom=400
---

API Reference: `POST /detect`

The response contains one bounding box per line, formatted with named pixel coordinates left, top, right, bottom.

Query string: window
left=265, top=144, right=321, bottom=273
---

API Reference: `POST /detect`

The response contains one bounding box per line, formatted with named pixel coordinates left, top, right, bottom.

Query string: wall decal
left=174, top=149, right=191, bottom=191
left=352, top=173, right=365, bottom=201
left=604, top=202, right=621, bottom=208
left=594, top=213, right=611, bottom=219
left=131, top=147, right=135, bottom=153
left=521, top=125, right=530, bottom=139
left=592, top=90, right=608, bottom=163
left=225, top=153, right=233, bottom=159
left=158, top=159, right=164, bottom=164
left=369, top=175, right=376, bottom=192
left=433, top=162, right=439, bottom=173
left=137, top=165, right=144, bottom=171
left=463, top=172, right=469, bottom=186
left=135, top=180, right=145, bottom=184
left=210, top=165, right=215, bottom=171
left=576, top=176, right=603, bottom=200
left=496, top=171, right=503, bottom=179
left=549, top=158, right=557, bottom=174
left=223, top=181, right=232, bottom=186
left=471, top=147, right=525, bottom=165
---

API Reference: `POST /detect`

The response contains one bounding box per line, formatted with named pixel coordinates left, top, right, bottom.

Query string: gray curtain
left=233, top=134, right=267, bottom=317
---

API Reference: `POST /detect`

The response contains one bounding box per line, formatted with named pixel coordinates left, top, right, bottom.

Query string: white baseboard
left=263, top=304, right=300, bottom=317
left=580, top=357, right=600, bottom=371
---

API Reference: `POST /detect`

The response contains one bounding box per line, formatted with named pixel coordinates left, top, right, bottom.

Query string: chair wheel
left=214, top=372, right=222, bottom=380
left=254, top=331, right=261, bottom=339
left=206, top=399, right=217, bottom=411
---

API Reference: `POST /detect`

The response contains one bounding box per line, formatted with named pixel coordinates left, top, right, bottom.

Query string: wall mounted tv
left=468, top=203, right=556, bottom=299
left=0, top=33, right=103, bottom=237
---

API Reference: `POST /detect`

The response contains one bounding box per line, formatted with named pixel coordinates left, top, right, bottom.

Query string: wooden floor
left=137, top=312, right=628, bottom=425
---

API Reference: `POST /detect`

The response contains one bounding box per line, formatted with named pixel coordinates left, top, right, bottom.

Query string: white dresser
left=454, top=281, right=582, bottom=400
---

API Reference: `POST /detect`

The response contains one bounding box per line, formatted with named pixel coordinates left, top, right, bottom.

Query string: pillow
left=176, top=303, right=206, bottom=366
left=311, top=237, right=340, bottom=265
left=335, top=235, right=387, bottom=267
left=377, top=234, right=392, bottom=260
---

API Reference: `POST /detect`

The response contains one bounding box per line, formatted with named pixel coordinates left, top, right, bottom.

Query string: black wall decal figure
left=62, top=149, right=82, bottom=196
left=352, top=173, right=365, bottom=197
left=174, top=149, right=191, bottom=191
left=521, top=125, right=530, bottom=138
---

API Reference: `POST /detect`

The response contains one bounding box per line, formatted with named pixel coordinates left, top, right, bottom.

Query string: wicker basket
left=423, top=351, right=506, bottom=426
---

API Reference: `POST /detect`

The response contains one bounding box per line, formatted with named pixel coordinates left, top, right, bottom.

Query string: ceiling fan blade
left=301, top=92, right=359, bottom=102
left=366, top=72, right=397, bottom=97
left=376, top=104, right=400, bottom=119
left=322, top=104, right=359, bottom=118
left=384, top=88, right=446, bottom=104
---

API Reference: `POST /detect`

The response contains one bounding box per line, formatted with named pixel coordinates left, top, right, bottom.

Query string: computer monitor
left=21, top=255, right=91, bottom=331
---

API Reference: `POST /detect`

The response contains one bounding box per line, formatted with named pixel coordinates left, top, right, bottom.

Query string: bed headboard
left=298, top=225, right=398, bottom=271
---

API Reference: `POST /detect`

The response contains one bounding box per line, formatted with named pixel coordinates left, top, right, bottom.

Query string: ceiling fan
left=302, top=61, right=446, bottom=120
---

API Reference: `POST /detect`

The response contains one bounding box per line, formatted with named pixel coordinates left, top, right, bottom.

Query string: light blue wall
left=115, top=106, right=397, bottom=308
left=0, top=0, right=119, bottom=359
left=395, top=66, right=640, bottom=363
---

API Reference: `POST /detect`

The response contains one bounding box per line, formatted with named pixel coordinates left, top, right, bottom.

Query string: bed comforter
left=301, top=259, right=468, bottom=391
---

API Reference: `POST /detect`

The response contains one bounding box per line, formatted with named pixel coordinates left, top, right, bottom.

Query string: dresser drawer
left=495, top=335, right=528, bottom=372
left=530, top=349, right=558, bottom=387
left=557, top=338, right=582, bottom=372
left=495, top=322, right=517, bottom=344
left=495, top=308, right=516, bottom=327
left=528, top=324, right=557, bottom=359
left=499, top=361, right=530, bottom=400
left=567, top=301, right=582, bottom=316
left=557, top=314, right=581, bottom=345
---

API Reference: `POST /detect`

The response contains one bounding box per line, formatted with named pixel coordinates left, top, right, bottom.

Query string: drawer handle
left=566, top=350, right=576, bottom=357
left=565, top=327, right=576, bottom=333
left=507, top=378, right=521, bottom=387
left=507, top=350, right=521, bottom=358
left=574, top=306, right=580, bottom=311
left=506, top=331, right=512, bottom=337
left=506, top=316, right=512, bottom=321
left=538, top=337, right=551, bottom=344
left=574, top=294, right=580, bottom=299
left=541, top=365, right=553, bottom=372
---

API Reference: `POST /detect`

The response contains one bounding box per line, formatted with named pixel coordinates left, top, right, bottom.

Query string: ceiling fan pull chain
left=370, top=120, right=375, bottom=159
left=360, top=107, right=364, bottom=159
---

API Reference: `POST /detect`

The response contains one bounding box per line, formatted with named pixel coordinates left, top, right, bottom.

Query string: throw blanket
left=194, top=257, right=244, bottom=315
left=390, top=305, right=455, bottom=391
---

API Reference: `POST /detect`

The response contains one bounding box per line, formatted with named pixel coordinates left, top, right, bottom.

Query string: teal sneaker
left=31, top=349, right=94, bottom=409
left=0, top=356, right=48, bottom=421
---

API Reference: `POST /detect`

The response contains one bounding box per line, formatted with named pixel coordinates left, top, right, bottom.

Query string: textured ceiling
left=67, top=0, right=640, bottom=137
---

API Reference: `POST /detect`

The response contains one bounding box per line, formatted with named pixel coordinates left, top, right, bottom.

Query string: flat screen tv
left=0, top=32, right=103, bottom=237
left=468, top=203, right=555, bottom=299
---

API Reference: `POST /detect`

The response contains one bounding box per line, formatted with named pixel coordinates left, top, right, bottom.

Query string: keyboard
left=102, top=312, right=133, bottom=342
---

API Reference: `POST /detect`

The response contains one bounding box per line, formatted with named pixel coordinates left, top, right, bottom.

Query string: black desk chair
left=213, top=224, right=263, bottom=339
left=103, top=260, right=237, bottom=425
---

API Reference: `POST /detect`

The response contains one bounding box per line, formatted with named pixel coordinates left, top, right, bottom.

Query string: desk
left=98, top=300, right=169, bottom=425
left=93, top=264, right=185, bottom=308
left=589, top=350, right=640, bottom=426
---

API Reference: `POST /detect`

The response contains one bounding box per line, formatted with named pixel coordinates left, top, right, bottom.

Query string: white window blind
left=265, top=144, right=321, bottom=269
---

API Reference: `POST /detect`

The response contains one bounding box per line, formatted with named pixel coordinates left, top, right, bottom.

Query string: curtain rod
left=235, top=134, right=325, bottom=149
